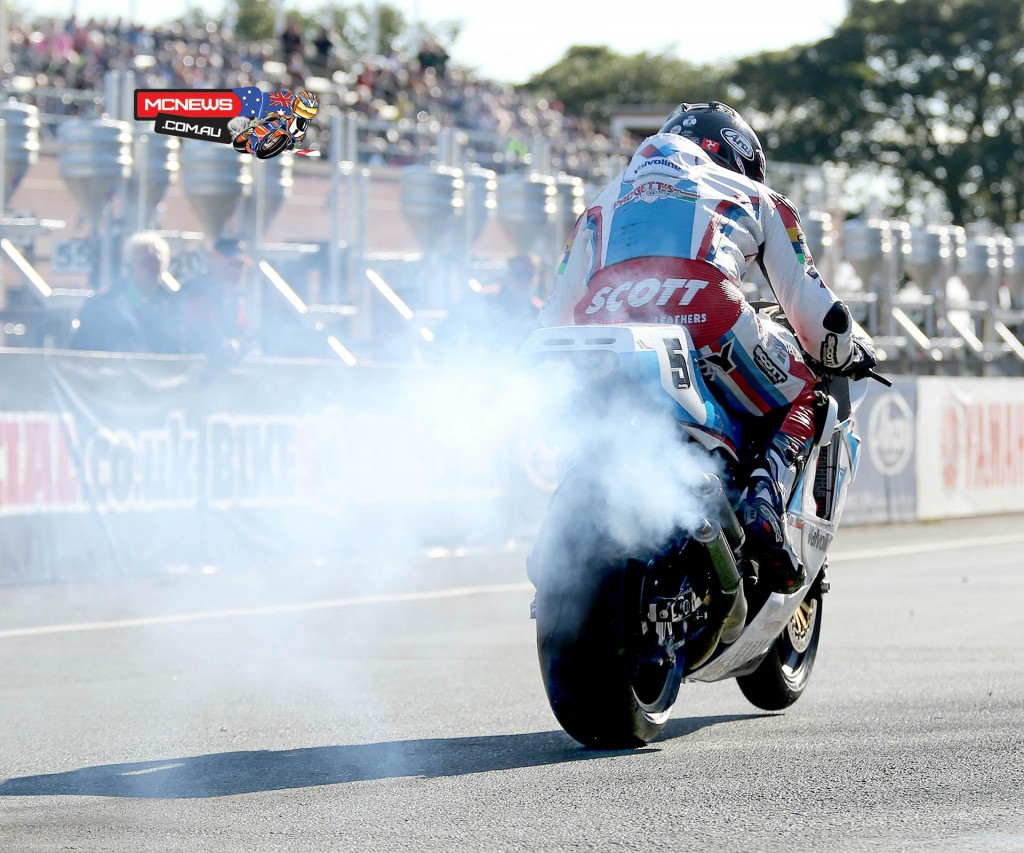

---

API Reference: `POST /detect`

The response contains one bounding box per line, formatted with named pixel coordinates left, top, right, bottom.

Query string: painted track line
left=831, top=531, right=1024, bottom=562
left=0, top=582, right=533, bottom=640
left=4, top=532, right=1023, bottom=640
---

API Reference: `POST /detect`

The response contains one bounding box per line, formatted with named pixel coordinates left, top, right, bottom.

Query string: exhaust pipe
left=693, top=517, right=748, bottom=645
left=696, top=473, right=745, bottom=551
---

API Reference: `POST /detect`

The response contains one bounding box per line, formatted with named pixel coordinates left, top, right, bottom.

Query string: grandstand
left=2, top=13, right=1024, bottom=374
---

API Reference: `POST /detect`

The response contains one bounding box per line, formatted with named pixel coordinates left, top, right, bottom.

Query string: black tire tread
left=533, top=470, right=677, bottom=748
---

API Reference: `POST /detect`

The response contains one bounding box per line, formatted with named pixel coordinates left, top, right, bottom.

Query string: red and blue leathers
left=540, top=133, right=855, bottom=448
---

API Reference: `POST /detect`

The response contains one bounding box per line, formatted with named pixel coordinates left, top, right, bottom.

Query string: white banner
left=917, top=377, right=1024, bottom=519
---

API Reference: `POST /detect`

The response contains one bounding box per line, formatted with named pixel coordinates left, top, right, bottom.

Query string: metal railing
left=4, top=77, right=1024, bottom=374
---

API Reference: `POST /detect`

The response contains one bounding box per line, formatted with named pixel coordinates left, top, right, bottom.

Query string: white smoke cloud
left=513, top=351, right=722, bottom=556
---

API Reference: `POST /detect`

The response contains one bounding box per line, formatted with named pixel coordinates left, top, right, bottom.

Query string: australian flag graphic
left=233, top=88, right=294, bottom=120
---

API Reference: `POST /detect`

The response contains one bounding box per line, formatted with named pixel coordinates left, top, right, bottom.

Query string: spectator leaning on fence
left=70, top=232, right=185, bottom=354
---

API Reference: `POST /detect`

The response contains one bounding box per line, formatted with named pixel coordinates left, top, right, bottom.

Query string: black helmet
left=659, top=101, right=766, bottom=183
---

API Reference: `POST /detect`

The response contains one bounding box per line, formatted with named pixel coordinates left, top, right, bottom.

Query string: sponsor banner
left=842, top=378, right=918, bottom=525
left=917, top=377, right=1024, bottom=519
left=18, top=354, right=1023, bottom=579
left=0, top=353, right=507, bottom=584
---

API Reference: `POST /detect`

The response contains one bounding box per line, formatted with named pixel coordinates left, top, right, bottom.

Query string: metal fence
left=3, top=75, right=1024, bottom=375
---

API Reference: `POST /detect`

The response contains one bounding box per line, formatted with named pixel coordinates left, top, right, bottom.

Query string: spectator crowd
left=2, top=13, right=628, bottom=176
left=1, top=13, right=593, bottom=360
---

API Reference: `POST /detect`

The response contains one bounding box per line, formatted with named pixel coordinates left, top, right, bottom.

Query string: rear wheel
left=533, top=473, right=682, bottom=749
left=736, top=586, right=822, bottom=710
left=537, top=557, right=681, bottom=748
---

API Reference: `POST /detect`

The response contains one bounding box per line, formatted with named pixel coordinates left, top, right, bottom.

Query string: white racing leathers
left=539, top=133, right=854, bottom=447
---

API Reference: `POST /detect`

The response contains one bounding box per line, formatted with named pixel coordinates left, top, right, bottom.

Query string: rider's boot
left=741, top=432, right=808, bottom=594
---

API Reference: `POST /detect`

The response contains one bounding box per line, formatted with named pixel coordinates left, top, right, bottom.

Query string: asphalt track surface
left=1, top=515, right=1023, bottom=852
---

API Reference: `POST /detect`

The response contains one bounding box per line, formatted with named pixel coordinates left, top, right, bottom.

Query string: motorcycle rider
left=286, top=89, right=319, bottom=149
left=539, top=101, right=876, bottom=591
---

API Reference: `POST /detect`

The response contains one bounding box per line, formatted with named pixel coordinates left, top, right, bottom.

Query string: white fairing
left=687, top=379, right=867, bottom=683
left=688, top=583, right=815, bottom=683
left=519, top=323, right=709, bottom=426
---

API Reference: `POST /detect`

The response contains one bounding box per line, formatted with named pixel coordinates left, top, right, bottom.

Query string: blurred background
left=2, top=0, right=1024, bottom=581
left=1, top=0, right=1023, bottom=369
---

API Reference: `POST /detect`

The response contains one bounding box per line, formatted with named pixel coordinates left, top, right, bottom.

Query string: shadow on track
left=0, top=714, right=768, bottom=799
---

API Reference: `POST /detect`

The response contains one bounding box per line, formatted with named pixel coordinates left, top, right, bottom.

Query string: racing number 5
left=663, top=337, right=691, bottom=390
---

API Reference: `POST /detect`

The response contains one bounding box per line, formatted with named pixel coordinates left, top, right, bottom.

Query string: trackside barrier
left=841, top=378, right=918, bottom=525
left=0, top=350, right=530, bottom=584
left=0, top=352, right=1019, bottom=584
left=915, top=377, right=1024, bottom=520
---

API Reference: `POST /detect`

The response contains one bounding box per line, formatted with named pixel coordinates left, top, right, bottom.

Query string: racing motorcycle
left=232, top=112, right=294, bottom=160
left=522, top=305, right=882, bottom=749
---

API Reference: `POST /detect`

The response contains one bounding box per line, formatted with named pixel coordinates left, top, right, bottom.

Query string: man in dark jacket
left=70, top=232, right=184, bottom=354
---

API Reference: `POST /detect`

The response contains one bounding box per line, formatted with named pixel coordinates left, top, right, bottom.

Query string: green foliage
left=284, top=8, right=320, bottom=31
left=231, top=0, right=276, bottom=41
left=314, top=3, right=455, bottom=56
left=728, top=0, right=1024, bottom=227
left=174, top=6, right=222, bottom=30
left=525, top=45, right=722, bottom=124
left=227, top=1, right=415, bottom=54
left=319, top=3, right=407, bottom=55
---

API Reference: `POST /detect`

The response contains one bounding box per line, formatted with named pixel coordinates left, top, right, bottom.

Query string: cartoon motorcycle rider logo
left=229, top=90, right=319, bottom=160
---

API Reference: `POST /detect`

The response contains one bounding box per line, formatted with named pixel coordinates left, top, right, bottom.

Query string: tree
left=728, top=0, right=1024, bottom=227
left=231, top=0, right=276, bottom=41
left=334, top=3, right=407, bottom=55
left=525, top=46, right=722, bottom=125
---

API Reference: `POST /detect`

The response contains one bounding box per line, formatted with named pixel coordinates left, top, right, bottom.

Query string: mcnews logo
left=134, top=88, right=320, bottom=159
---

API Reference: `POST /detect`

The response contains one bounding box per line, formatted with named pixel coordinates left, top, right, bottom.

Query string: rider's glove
left=836, top=336, right=877, bottom=380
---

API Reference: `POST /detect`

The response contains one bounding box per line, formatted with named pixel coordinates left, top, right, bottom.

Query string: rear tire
left=736, top=587, right=822, bottom=710
left=533, top=473, right=681, bottom=749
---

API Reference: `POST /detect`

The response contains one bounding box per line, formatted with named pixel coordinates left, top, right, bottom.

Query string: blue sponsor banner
left=842, top=377, right=918, bottom=525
